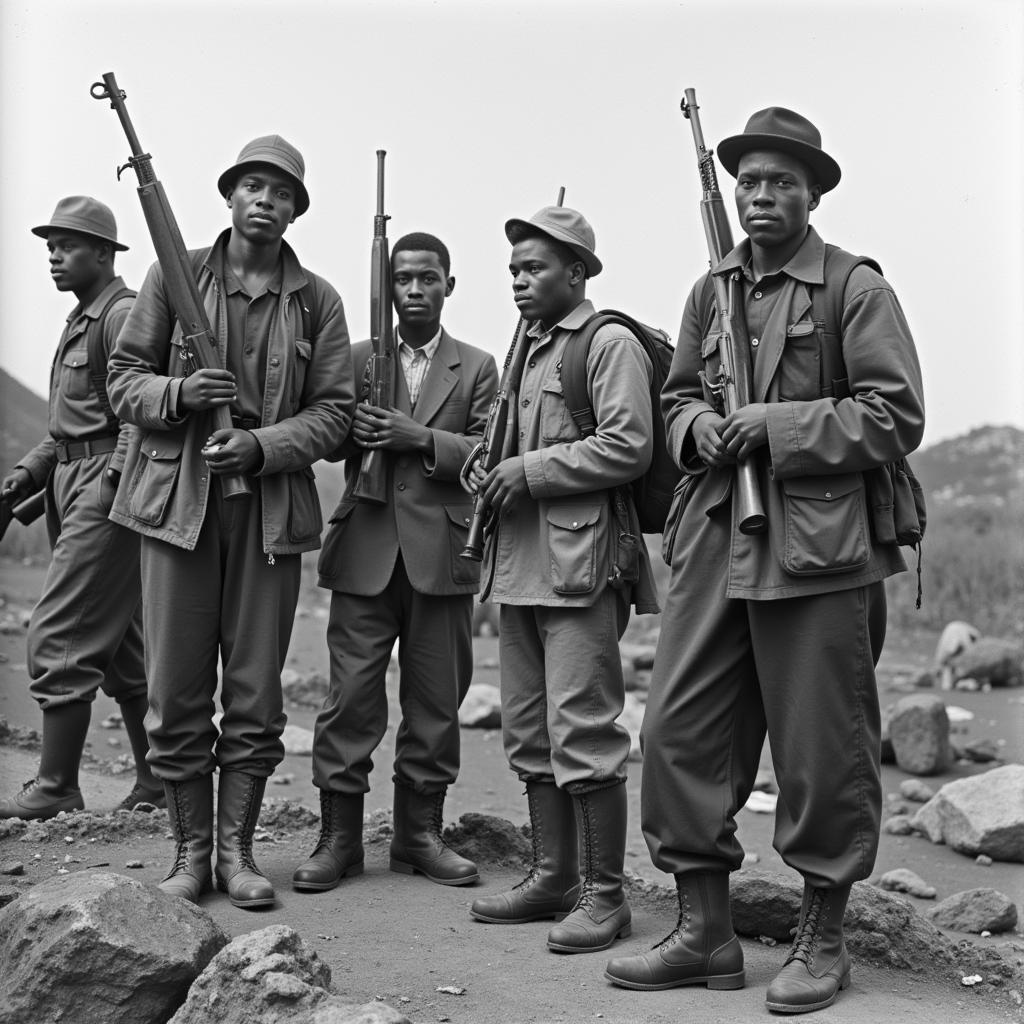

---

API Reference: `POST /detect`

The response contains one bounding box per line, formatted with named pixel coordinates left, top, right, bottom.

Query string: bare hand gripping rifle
left=681, top=89, right=766, bottom=535
left=90, top=72, right=251, bottom=501
left=352, top=150, right=396, bottom=505
left=460, top=187, right=566, bottom=561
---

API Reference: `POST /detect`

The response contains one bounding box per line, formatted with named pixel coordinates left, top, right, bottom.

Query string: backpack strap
left=86, top=286, right=136, bottom=433
left=559, top=312, right=635, bottom=438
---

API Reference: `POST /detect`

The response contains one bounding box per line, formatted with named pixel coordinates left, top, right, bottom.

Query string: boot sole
left=293, top=861, right=365, bottom=892
left=765, top=972, right=850, bottom=1014
left=389, top=857, right=479, bottom=886
left=470, top=909, right=572, bottom=924
left=548, top=922, right=632, bottom=954
left=605, top=968, right=746, bottom=991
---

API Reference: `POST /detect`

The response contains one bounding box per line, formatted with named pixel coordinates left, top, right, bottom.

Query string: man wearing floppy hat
left=0, top=197, right=161, bottom=821
left=466, top=205, right=658, bottom=955
left=107, top=136, right=354, bottom=909
left=605, top=108, right=924, bottom=1013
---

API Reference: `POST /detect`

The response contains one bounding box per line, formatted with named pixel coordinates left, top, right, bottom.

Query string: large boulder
left=926, top=888, right=1019, bottom=934
left=887, top=694, right=952, bottom=775
left=0, top=871, right=227, bottom=1024
left=168, top=925, right=409, bottom=1024
left=444, top=812, right=531, bottom=868
left=459, top=682, right=502, bottom=729
left=947, top=636, right=1024, bottom=688
left=909, top=764, right=1024, bottom=862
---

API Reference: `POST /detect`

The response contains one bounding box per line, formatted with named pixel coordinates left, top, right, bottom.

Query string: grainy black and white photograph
left=0, top=1, right=1022, bottom=1022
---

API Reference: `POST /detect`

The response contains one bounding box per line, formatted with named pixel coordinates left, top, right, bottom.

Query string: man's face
left=46, top=231, right=106, bottom=294
left=735, top=149, right=821, bottom=251
left=509, top=236, right=583, bottom=326
left=392, top=250, right=453, bottom=329
left=227, top=163, right=298, bottom=244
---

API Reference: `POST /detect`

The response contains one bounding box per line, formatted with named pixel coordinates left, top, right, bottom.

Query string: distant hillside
left=0, top=368, right=48, bottom=470
left=911, top=425, right=1024, bottom=509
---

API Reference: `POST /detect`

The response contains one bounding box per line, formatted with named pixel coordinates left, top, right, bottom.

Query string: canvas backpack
left=558, top=310, right=679, bottom=534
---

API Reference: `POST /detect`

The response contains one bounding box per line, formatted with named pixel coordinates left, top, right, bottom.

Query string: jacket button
left=825, top=491, right=832, bottom=499
left=572, top=521, right=579, bottom=528
left=751, top=337, right=760, bottom=347
left=521, top=398, right=530, bottom=407
left=464, top=517, right=470, bottom=525
left=754, top=290, right=763, bottom=299
left=151, top=450, right=157, bottom=456
left=397, top=482, right=406, bottom=491
left=270, top=357, right=280, bottom=367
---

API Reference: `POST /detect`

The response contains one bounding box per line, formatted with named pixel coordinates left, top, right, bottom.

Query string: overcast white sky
left=1, top=0, right=1021, bottom=449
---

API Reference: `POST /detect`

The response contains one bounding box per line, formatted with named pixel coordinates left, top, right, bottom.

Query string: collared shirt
left=220, top=259, right=283, bottom=422
left=398, top=327, right=441, bottom=408
left=19, top=275, right=135, bottom=486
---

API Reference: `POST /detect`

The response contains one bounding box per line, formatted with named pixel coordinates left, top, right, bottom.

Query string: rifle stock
left=352, top=150, right=395, bottom=505
left=91, top=72, right=251, bottom=502
left=681, top=89, right=766, bottom=535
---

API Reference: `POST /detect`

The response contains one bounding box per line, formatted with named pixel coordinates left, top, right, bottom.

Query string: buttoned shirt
left=18, top=275, right=135, bottom=486
left=398, top=328, right=441, bottom=408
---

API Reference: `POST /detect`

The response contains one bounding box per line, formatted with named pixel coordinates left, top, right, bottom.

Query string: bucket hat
left=717, top=107, right=842, bottom=193
left=217, top=135, right=310, bottom=216
left=505, top=205, right=603, bottom=278
left=31, top=196, right=128, bottom=251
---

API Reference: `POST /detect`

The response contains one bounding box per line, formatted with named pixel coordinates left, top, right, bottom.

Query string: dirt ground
left=2, top=556, right=1023, bottom=1023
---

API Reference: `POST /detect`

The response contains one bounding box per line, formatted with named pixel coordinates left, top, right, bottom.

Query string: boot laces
left=429, top=791, right=446, bottom=838
left=311, top=793, right=337, bottom=855
left=166, top=785, right=193, bottom=876
left=572, top=795, right=599, bottom=913
left=786, top=888, right=827, bottom=966
left=235, top=777, right=260, bottom=871
left=656, top=889, right=692, bottom=951
left=514, top=787, right=546, bottom=892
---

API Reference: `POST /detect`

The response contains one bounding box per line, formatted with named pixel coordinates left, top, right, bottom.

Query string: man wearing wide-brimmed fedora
left=606, top=108, right=925, bottom=1012
left=107, top=136, right=354, bottom=910
left=0, top=197, right=163, bottom=823
left=465, top=205, right=659, bottom=956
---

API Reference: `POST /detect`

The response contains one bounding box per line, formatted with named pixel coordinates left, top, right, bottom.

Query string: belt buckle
left=54, top=439, right=69, bottom=463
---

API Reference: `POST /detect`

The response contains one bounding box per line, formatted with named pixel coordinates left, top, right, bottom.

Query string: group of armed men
left=0, top=104, right=924, bottom=1016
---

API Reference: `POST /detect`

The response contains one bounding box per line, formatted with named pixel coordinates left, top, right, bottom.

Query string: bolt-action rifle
left=0, top=489, right=45, bottom=544
left=681, top=89, right=766, bottom=535
left=90, top=71, right=251, bottom=502
left=460, top=187, right=566, bottom=561
left=352, top=150, right=395, bottom=505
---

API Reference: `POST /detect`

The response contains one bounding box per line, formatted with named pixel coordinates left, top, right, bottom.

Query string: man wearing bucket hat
left=466, top=205, right=658, bottom=955
left=0, top=196, right=161, bottom=821
left=107, top=136, right=354, bottom=909
left=605, top=108, right=924, bottom=1013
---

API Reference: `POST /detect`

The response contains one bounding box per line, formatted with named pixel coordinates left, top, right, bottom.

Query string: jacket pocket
left=782, top=473, right=870, bottom=575
left=778, top=319, right=819, bottom=401
left=287, top=465, right=322, bottom=543
left=445, top=503, right=478, bottom=585
left=540, top=378, right=576, bottom=443
left=291, top=338, right=312, bottom=407
left=316, top=498, right=356, bottom=578
left=126, top=430, right=184, bottom=526
left=547, top=504, right=602, bottom=594
left=60, top=348, right=90, bottom=401
left=661, top=473, right=696, bottom=566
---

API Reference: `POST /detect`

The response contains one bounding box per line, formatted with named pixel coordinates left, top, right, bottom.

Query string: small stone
left=107, top=737, right=122, bottom=748
left=100, top=714, right=123, bottom=729
left=0, top=862, right=25, bottom=876
left=962, top=738, right=1000, bottom=763
left=125, top=860, right=144, bottom=869
left=976, top=855, right=993, bottom=866
left=888, top=695, right=952, bottom=775
left=899, top=779, right=935, bottom=803
left=437, top=985, right=466, bottom=995
left=961, top=974, right=983, bottom=986
left=883, top=815, right=914, bottom=836
left=758, top=935, right=778, bottom=947
left=926, top=887, right=1018, bottom=934
left=878, top=867, right=937, bottom=899
left=270, top=774, right=295, bottom=786
left=741, top=852, right=760, bottom=867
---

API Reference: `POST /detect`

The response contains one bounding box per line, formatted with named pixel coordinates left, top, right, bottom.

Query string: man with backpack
left=0, top=197, right=161, bottom=821
left=605, top=107, right=925, bottom=1014
left=466, top=205, right=658, bottom=955
left=107, top=137, right=354, bottom=909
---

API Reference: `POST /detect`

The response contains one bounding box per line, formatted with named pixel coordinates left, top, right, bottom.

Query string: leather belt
left=53, top=436, right=118, bottom=463
left=231, top=415, right=260, bottom=430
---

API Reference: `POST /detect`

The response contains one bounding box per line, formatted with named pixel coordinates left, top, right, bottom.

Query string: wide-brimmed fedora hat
left=717, top=107, right=842, bottom=193
left=31, top=196, right=128, bottom=251
left=217, top=135, right=310, bottom=216
left=505, top=205, right=603, bottom=278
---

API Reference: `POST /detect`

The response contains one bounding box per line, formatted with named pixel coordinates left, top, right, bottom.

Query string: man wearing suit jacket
left=294, top=232, right=499, bottom=892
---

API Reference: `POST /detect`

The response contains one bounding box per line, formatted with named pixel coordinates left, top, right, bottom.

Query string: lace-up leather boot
left=158, top=775, right=213, bottom=902
left=214, top=770, right=275, bottom=909
left=292, top=790, right=365, bottom=891
left=389, top=783, right=479, bottom=885
left=470, top=780, right=579, bottom=923
left=546, top=782, right=632, bottom=954
left=605, top=871, right=744, bottom=989
left=0, top=701, right=90, bottom=820
left=765, top=883, right=852, bottom=1014
left=115, top=694, right=165, bottom=811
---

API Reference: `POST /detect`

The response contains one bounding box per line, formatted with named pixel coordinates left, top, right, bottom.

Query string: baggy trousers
left=498, top=589, right=631, bottom=793
left=641, top=549, right=887, bottom=889
left=312, top=555, right=473, bottom=795
left=27, top=454, right=146, bottom=710
left=139, top=486, right=301, bottom=782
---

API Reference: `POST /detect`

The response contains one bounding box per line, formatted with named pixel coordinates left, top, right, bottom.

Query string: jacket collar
left=69, top=275, right=129, bottom=324
left=714, top=226, right=826, bottom=285
left=526, top=297, right=596, bottom=341
left=410, top=328, right=460, bottom=425
left=204, top=228, right=308, bottom=296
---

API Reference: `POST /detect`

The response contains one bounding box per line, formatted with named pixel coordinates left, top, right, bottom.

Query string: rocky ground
left=1, top=556, right=1023, bottom=1023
